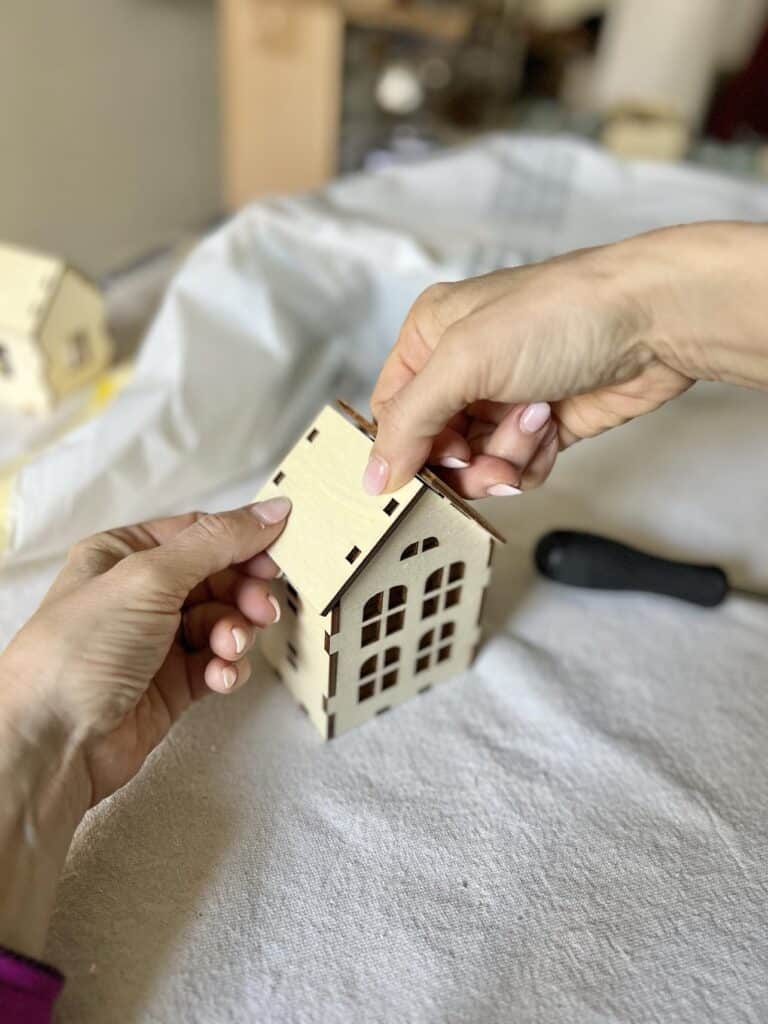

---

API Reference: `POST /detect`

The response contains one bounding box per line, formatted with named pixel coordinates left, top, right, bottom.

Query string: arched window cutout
left=358, top=646, right=401, bottom=702
left=360, top=586, right=408, bottom=646
left=415, top=623, right=454, bottom=674
left=421, top=562, right=464, bottom=619
left=400, top=536, right=440, bottom=560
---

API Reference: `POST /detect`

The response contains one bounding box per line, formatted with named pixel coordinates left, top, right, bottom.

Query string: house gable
left=327, top=487, right=492, bottom=733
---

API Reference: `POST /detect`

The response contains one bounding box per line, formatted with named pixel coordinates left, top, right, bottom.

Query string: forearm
left=0, top=678, right=88, bottom=958
left=613, top=221, right=768, bottom=390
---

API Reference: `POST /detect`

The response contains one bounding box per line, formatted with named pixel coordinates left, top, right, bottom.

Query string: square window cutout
left=273, top=470, right=285, bottom=485
left=445, top=587, right=461, bottom=609
left=384, top=648, right=399, bottom=666
left=422, top=597, right=438, bottom=619
left=346, top=546, right=361, bottom=564
left=383, top=498, right=399, bottom=516
left=440, top=622, right=454, bottom=640
left=382, top=670, right=398, bottom=690
left=415, top=655, right=430, bottom=674
left=358, top=681, right=375, bottom=702
left=449, top=562, right=465, bottom=583
left=388, top=585, right=406, bottom=609
left=437, top=644, right=452, bottom=663
left=361, top=622, right=380, bottom=646
left=386, top=611, right=405, bottom=635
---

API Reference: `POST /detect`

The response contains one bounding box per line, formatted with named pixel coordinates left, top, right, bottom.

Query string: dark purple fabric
left=0, top=946, right=63, bottom=1023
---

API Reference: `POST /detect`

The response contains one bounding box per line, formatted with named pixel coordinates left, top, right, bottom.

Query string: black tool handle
left=535, top=530, right=729, bottom=607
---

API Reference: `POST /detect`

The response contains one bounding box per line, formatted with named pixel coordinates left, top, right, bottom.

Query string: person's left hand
left=0, top=498, right=290, bottom=808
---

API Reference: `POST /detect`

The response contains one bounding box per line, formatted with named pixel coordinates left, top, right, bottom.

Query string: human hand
left=365, top=222, right=768, bottom=497
left=0, top=498, right=290, bottom=809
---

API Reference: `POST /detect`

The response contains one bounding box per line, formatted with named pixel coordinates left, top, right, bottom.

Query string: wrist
left=613, top=221, right=768, bottom=389
left=0, top=662, right=89, bottom=958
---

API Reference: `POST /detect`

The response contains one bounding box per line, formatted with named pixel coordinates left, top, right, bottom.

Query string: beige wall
left=0, top=0, right=220, bottom=276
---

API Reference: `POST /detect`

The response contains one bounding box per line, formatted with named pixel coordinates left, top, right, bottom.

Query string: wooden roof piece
left=255, top=402, right=504, bottom=616
left=0, top=243, right=65, bottom=338
left=337, top=399, right=506, bottom=547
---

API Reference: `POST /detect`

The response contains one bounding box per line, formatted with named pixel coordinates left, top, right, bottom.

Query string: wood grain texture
left=254, top=405, right=424, bottom=615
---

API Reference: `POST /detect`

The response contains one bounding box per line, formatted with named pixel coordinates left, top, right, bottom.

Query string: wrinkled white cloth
left=3, top=134, right=768, bottom=1022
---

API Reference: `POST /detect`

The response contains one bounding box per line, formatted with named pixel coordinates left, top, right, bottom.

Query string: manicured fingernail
left=486, top=484, right=522, bottom=497
left=438, top=457, right=470, bottom=469
left=222, top=666, right=237, bottom=689
left=251, top=497, right=292, bottom=524
left=363, top=454, right=389, bottom=495
left=232, top=627, right=248, bottom=655
left=268, top=595, right=281, bottom=623
left=520, top=402, right=551, bottom=434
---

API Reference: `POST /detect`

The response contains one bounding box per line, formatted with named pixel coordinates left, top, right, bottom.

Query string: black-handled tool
left=535, top=529, right=766, bottom=608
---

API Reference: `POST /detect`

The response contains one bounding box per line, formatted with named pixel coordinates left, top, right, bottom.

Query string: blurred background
left=4, top=0, right=768, bottom=341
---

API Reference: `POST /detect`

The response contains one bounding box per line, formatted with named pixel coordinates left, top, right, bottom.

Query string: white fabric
left=1, top=134, right=766, bottom=1021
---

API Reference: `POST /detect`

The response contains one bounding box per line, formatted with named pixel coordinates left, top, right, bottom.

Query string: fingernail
left=268, top=595, right=281, bottom=623
left=251, top=497, right=292, bottom=524
left=275, top=568, right=284, bottom=579
left=520, top=402, right=551, bottom=434
left=222, top=666, right=238, bottom=690
left=486, top=484, right=522, bottom=497
left=232, top=627, right=249, bottom=655
left=362, top=454, right=389, bottom=496
left=438, top=457, right=470, bottom=469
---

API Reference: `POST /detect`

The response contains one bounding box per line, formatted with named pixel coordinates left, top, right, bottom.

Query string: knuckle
left=67, top=536, right=98, bottom=564
left=118, top=551, right=167, bottom=593
left=194, top=511, right=236, bottom=540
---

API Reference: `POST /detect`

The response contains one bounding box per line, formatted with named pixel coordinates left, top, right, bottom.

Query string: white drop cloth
left=2, top=135, right=767, bottom=1022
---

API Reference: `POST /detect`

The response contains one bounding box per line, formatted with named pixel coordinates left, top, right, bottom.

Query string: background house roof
left=0, top=243, right=64, bottom=338
left=255, top=403, right=503, bottom=615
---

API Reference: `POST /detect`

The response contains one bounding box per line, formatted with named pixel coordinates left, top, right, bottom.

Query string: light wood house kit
left=256, top=402, right=504, bottom=739
left=0, top=243, right=113, bottom=414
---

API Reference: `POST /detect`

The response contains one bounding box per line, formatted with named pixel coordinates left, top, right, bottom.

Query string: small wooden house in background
left=0, top=243, right=113, bottom=414
left=256, top=402, right=504, bottom=740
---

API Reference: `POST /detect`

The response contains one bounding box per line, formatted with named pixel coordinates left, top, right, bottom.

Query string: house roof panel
left=254, top=402, right=505, bottom=615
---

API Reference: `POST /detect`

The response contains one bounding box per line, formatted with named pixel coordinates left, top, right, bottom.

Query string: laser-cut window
left=346, top=546, right=361, bottom=564
left=415, top=623, right=454, bottom=674
left=273, top=470, right=285, bottom=485
left=0, top=345, right=11, bottom=376
left=360, top=587, right=408, bottom=646
left=400, top=536, right=440, bottom=560
left=307, top=428, right=319, bottom=442
left=383, top=499, right=399, bottom=516
left=358, top=646, right=400, bottom=702
left=421, top=561, right=464, bottom=618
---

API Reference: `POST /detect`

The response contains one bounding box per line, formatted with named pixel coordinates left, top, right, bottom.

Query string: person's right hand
left=365, top=221, right=766, bottom=498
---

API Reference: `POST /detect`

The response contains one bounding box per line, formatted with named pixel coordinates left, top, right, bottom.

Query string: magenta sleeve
left=0, top=945, right=63, bottom=1023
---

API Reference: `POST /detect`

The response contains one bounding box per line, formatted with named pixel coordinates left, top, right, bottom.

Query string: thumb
left=366, top=329, right=472, bottom=494
left=132, top=498, right=291, bottom=602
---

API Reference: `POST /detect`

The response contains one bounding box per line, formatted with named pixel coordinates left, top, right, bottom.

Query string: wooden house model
left=256, top=402, right=504, bottom=740
left=0, top=243, right=113, bottom=414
